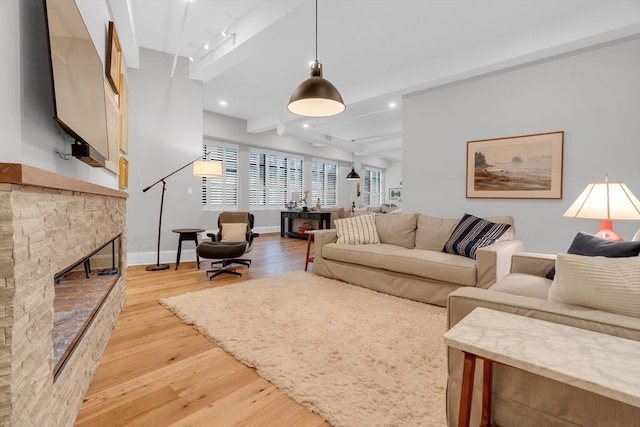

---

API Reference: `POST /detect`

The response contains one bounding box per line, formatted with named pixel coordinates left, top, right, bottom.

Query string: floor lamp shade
left=563, top=177, right=640, bottom=241
left=193, top=160, right=222, bottom=177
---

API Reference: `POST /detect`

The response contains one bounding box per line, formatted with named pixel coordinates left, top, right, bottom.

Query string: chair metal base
left=206, top=267, right=242, bottom=280
left=204, top=258, right=251, bottom=280
left=223, top=259, right=251, bottom=268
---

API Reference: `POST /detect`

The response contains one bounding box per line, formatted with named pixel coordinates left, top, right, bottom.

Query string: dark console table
left=281, top=210, right=331, bottom=239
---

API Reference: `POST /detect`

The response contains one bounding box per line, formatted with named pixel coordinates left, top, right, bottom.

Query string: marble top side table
left=444, top=307, right=640, bottom=427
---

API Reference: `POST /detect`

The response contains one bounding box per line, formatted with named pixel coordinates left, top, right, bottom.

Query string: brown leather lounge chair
left=196, top=212, right=258, bottom=279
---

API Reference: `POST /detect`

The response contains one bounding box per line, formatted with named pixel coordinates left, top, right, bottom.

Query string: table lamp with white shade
left=563, top=174, right=640, bottom=241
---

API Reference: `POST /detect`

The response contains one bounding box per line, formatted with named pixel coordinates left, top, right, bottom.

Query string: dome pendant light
left=346, top=167, right=360, bottom=181
left=346, top=152, right=360, bottom=181
left=288, top=0, right=345, bottom=117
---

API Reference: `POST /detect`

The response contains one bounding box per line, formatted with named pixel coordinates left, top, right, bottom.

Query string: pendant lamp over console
left=346, top=167, right=360, bottom=181
left=288, top=0, right=345, bottom=117
left=346, top=152, right=360, bottom=181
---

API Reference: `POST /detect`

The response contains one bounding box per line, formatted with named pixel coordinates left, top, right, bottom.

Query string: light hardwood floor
left=75, top=233, right=330, bottom=427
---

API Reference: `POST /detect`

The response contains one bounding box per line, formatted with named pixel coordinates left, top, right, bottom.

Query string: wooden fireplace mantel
left=0, top=163, right=128, bottom=199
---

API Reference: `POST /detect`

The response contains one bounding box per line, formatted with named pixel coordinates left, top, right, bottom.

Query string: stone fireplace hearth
left=0, top=163, right=128, bottom=426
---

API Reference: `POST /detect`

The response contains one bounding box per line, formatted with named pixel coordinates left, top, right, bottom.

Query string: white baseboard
left=127, top=250, right=186, bottom=267
left=127, top=226, right=282, bottom=266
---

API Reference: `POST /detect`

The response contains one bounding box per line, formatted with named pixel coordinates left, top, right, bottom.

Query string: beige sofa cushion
left=415, top=214, right=515, bottom=251
left=415, top=215, right=459, bottom=250
left=382, top=248, right=478, bottom=286
left=322, top=243, right=402, bottom=269
left=549, top=254, right=640, bottom=318
left=375, top=213, right=418, bottom=249
left=320, top=207, right=350, bottom=228
left=490, top=273, right=551, bottom=300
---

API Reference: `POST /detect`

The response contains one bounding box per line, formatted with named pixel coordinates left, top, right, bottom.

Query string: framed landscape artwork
left=466, top=131, right=564, bottom=199
left=389, top=188, right=402, bottom=200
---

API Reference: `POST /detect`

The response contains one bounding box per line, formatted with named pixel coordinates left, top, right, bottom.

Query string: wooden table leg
left=481, top=358, right=493, bottom=427
left=458, top=352, right=476, bottom=427
left=194, top=234, right=200, bottom=269
left=304, top=233, right=314, bottom=271
left=175, top=234, right=183, bottom=270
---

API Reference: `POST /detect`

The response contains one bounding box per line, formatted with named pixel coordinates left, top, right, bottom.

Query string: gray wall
left=126, top=49, right=206, bottom=265
left=403, top=37, right=640, bottom=253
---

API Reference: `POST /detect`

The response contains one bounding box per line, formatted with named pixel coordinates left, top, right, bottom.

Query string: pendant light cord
left=315, top=0, right=318, bottom=62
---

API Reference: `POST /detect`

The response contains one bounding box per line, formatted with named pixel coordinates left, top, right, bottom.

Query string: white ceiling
left=111, top=0, right=640, bottom=162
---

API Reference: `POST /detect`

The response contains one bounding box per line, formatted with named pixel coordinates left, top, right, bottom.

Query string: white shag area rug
left=160, top=271, right=448, bottom=427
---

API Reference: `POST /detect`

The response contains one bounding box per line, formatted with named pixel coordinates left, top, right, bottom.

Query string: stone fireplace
left=0, top=163, right=128, bottom=426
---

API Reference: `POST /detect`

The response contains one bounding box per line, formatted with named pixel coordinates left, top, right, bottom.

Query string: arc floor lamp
left=142, top=155, right=222, bottom=271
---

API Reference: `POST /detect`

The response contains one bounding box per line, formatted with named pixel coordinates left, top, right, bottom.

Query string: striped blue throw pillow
left=442, top=213, right=511, bottom=259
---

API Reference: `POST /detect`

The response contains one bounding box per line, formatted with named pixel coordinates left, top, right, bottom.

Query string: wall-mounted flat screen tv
left=43, top=0, right=109, bottom=167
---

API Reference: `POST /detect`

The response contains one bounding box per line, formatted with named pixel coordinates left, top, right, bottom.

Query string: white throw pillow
left=220, top=223, right=247, bottom=242
left=335, top=214, right=380, bottom=245
left=548, top=253, right=640, bottom=317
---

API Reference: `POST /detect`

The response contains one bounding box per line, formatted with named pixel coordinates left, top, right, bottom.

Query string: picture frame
left=466, top=131, right=564, bottom=199
left=118, top=157, right=128, bottom=189
left=119, top=73, right=129, bottom=154
left=389, top=188, right=402, bottom=200
left=106, top=21, right=121, bottom=94
left=104, top=78, right=119, bottom=173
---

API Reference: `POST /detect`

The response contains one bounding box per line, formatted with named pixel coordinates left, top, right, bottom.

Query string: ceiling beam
left=189, top=0, right=304, bottom=82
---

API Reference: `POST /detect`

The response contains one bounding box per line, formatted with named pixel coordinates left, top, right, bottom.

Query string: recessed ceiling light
left=188, top=57, right=194, bottom=62
left=219, top=100, right=227, bottom=106
left=303, top=123, right=309, bottom=128
left=388, top=102, right=396, bottom=108
left=204, top=43, right=210, bottom=50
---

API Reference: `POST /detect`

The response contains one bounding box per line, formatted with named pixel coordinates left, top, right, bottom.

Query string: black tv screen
left=43, top=0, right=109, bottom=166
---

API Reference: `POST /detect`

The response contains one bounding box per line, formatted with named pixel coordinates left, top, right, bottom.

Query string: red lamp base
left=593, top=219, right=623, bottom=241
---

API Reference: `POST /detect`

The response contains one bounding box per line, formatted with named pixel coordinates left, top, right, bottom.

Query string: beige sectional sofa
left=312, top=213, right=524, bottom=307
left=446, top=252, right=640, bottom=427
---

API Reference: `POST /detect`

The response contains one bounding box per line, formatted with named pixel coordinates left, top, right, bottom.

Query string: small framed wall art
left=389, top=188, right=402, bottom=200
left=466, top=131, right=564, bottom=199
left=118, top=156, right=128, bottom=189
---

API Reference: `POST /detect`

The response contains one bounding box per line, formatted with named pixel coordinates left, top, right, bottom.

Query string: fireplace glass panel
left=52, top=235, right=121, bottom=379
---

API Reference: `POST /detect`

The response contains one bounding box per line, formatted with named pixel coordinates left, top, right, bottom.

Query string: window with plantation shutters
left=363, top=167, right=382, bottom=206
left=201, top=140, right=238, bottom=210
left=311, top=159, right=338, bottom=207
left=249, top=148, right=303, bottom=209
